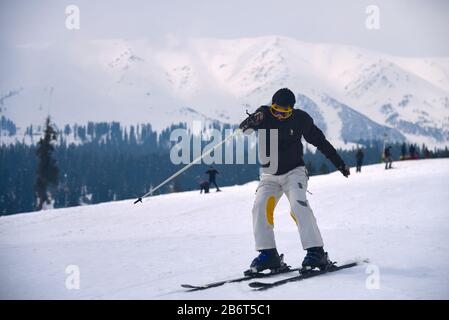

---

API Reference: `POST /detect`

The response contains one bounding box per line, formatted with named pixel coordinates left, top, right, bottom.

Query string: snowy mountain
left=1, top=36, right=449, bottom=147
left=1, top=159, right=448, bottom=299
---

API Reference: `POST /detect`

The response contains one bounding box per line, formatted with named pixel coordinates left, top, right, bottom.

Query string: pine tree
left=35, top=116, right=59, bottom=210
left=319, top=162, right=330, bottom=175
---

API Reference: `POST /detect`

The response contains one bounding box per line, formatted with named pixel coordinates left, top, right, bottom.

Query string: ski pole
left=134, top=129, right=241, bottom=204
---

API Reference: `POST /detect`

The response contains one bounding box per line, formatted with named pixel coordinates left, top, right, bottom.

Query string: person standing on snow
left=356, top=148, right=364, bottom=173
left=205, top=166, right=221, bottom=192
left=239, top=88, right=350, bottom=274
left=384, top=146, right=393, bottom=169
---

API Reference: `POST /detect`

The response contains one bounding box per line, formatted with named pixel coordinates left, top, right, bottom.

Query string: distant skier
left=239, top=88, right=350, bottom=274
left=384, top=146, right=393, bottom=169
left=355, top=148, right=364, bottom=173
left=199, top=180, right=210, bottom=194
left=205, top=166, right=221, bottom=192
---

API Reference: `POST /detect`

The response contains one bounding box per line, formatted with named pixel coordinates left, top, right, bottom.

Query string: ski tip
left=338, top=257, right=370, bottom=266
left=248, top=282, right=268, bottom=288
left=181, top=284, right=198, bottom=289
left=351, top=257, right=370, bottom=265
left=361, top=258, right=370, bottom=264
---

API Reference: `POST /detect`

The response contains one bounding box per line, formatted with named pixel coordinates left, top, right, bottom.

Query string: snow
left=1, top=159, right=449, bottom=299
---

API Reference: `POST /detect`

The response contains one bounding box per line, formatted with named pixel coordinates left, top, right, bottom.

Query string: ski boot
left=301, top=247, right=332, bottom=272
left=244, top=248, right=288, bottom=276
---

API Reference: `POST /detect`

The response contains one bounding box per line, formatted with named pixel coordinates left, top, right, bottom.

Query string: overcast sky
left=0, top=0, right=448, bottom=57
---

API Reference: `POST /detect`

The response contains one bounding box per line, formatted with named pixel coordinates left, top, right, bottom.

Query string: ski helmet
left=272, top=88, right=296, bottom=108
left=270, top=88, right=295, bottom=120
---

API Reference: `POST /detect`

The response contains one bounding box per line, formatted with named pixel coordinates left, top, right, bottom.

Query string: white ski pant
left=252, top=166, right=324, bottom=251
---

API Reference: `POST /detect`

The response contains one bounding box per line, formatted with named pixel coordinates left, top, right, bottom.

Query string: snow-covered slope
left=1, top=36, right=449, bottom=147
left=1, top=159, right=448, bottom=299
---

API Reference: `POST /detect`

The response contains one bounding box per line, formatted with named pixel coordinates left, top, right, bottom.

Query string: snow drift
left=0, top=158, right=448, bottom=299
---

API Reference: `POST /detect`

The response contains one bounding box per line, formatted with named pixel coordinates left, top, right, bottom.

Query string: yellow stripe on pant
left=290, top=211, right=299, bottom=226
left=266, top=196, right=276, bottom=226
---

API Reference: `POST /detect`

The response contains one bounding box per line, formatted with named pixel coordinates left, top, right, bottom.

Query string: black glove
left=239, top=110, right=264, bottom=132
left=338, top=164, right=350, bottom=178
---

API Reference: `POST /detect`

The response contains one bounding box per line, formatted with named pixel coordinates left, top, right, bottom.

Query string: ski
left=249, top=261, right=361, bottom=291
left=181, top=266, right=301, bottom=291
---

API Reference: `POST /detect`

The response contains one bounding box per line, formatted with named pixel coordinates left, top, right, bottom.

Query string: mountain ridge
left=1, top=36, right=448, bottom=147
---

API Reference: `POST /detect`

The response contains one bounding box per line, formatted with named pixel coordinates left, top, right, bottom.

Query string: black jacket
left=241, top=105, right=344, bottom=175
left=206, top=168, right=219, bottom=181
left=356, top=150, right=364, bottom=162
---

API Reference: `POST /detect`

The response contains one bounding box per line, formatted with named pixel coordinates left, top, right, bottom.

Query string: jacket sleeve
left=302, top=113, right=344, bottom=169
left=239, top=106, right=266, bottom=133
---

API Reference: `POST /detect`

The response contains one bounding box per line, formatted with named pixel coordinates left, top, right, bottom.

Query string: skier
left=384, top=146, right=393, bottom=169
left=199, top=180, right=210, bottom=194
left=355, top=148, right=364, bottom=173
left=205, top=166, right=221, bottom=192
left=239, top=88, right=350, bottom=274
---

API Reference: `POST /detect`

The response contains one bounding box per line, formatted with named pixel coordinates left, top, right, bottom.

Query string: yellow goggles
left=270, top=103, right=293, bottom=120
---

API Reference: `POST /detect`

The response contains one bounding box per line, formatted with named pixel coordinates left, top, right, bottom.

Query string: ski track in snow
left=0, top=159, right=448, bottom=299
